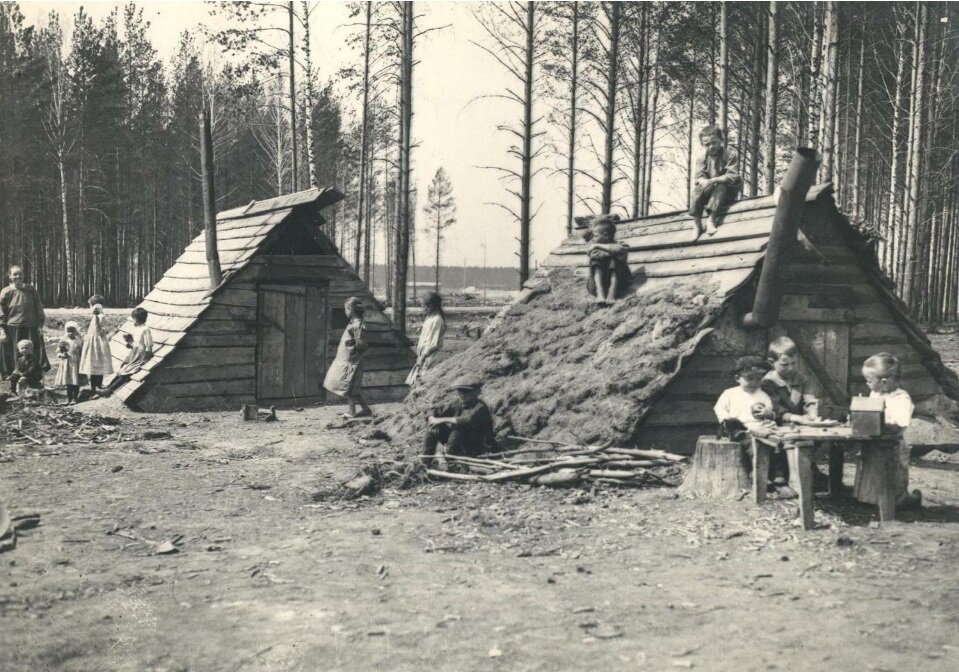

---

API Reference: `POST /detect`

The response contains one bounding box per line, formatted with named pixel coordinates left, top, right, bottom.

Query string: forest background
left=1, top=1, right=957, bottom=332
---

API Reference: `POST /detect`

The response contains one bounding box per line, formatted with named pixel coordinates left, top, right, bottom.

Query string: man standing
left=690, top=125, right=742, bottom=239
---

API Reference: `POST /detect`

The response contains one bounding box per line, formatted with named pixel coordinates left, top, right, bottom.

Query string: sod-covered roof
left=107, top=187, right=344, bottom=403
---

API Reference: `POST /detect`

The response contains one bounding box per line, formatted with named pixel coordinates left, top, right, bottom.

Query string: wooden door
left=777, top=321, right=850, bottom=406
left=257, top=284, right=328, bottom=403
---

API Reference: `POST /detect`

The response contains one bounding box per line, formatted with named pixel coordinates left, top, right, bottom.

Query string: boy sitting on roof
left=690, top=125, right=742, bottom=239
left=423, top=374, right=497, bottom=466
left=583, top=214, right=631, bottom=305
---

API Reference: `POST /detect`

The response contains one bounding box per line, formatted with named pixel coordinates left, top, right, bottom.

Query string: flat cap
left=450, top=374, right=483, bottom=391
left=733, top=355, right=770, bottom=376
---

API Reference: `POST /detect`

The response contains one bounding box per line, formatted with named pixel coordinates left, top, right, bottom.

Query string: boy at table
left=853, top=353, right=922, bottom=509
left=713, top=356, right=775, bottom=439
left=761, top=336, right=822, bottom=490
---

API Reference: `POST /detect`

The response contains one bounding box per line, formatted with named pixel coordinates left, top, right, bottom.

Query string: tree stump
left=679, top=436, right=752, bottom=498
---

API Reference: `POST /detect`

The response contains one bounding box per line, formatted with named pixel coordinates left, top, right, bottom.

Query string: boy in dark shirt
left=423, top=374, right=497, bottom=464
left=11, top=339, right=44, bottom=396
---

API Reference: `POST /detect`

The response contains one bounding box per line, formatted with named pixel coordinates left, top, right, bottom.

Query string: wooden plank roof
left=108, top=187, right=344, bottom=403
left=543, top=182, right=833, bottom=297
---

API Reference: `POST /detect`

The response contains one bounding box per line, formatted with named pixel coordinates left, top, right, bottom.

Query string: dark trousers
left=424, top=425, right=484, bottom=461
left=9, top=373, right=42, bottom=395
left=690, top=181, right=741, bottom=219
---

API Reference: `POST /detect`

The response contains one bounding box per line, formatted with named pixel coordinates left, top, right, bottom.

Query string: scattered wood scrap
left=425, top=436, right=687, bottom=488
left=0, top=401, right=123, bottom=446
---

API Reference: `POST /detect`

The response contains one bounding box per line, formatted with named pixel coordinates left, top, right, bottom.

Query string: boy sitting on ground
left=11, top=339, right=44, bottom=398
left=423, top=374, right=497, bottom=466
left=713, top=355, right=775, bottom=441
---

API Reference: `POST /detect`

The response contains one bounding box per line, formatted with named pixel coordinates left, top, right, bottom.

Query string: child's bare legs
left=347, top=393, right=373, bottom=418
left=692, top=215, right=704, bottom=239
left=606, top=272, right=619, bottom=303
left=592, top=268, right=607, bottom=304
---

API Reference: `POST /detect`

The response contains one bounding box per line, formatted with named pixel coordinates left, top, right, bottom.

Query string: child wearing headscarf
left=54, top=321, right=84, bottom=404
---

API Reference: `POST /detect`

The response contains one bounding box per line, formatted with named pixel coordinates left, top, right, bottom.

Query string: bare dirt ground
left=2, top=329, right=959, bottom=671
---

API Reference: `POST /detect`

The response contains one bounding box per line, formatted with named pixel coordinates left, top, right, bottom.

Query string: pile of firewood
left=0, top=402, right=124, bottom=447
left=425, top=436, right=687, bottom=488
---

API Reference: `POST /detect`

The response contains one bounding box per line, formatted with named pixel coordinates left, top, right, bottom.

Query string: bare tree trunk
left=748, top=6, right=763, bottom=197
left=820, top=0, right=839, bottom=183
left=686, top=73, right=696, bottom=202
left=391, top=2, right=414, bottom=332
left=355, top=1, right=372, bottom=276
left=885, top=26, right=906, bottom=277
left=600, top=2, right=621, bottom=214
left=644, top=28, right=659, bottom=217
left=302, top=0, right=317, bottom=188
left=902, top=1, right=927, bottom=310
left=763, top=0, right=778, bottom=194
left=363, top=108, right=375, bottom=285
left=565, top=2, right=579, bottom=237
left=201, top=104, right=223, bottom=289
left=719, top=1, right=728, bottom=134
left=851, top=38, right=865, bottom=220
left=519, top=0, right=535, bottom=285
left=807, top=1, right=823, bottom=148
left=287, top=1, right=298, bottom=191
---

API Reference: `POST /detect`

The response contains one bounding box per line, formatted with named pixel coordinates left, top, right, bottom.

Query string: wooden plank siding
left=106, top=187, right=414, bottom=411
left=621, top=187, right=954, bottom=454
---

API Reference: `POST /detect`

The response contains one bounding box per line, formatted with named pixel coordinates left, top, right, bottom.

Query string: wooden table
left=749, top=425, right=900, bottom=530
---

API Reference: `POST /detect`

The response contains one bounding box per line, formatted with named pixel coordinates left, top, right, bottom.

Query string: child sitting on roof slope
left=713, top=355, right=776, bottom=441
left=584, top=214, right=631, bottom=305
left=690, top=125, right=742, bottom=239
left=853, top=353, right=922, bottom=509
left=422, top=374, right=497, bottom=466
left=101, top=307, right=153, bottom=397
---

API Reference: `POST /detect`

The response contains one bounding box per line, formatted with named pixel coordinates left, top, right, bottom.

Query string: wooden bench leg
left=876, top=444, right=898, bottom=523
left=752, top=437, right=770, bottom=504
left=788, top=444, right=815, bottom=530
left=827, top=441, right=844, bottom=497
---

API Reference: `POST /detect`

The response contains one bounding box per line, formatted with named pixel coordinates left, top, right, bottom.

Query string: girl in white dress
left=79, top=294, right=113, bottom=395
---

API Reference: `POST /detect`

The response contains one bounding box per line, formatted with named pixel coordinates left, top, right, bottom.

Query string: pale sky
left=21, top=0, right=690, bottom=269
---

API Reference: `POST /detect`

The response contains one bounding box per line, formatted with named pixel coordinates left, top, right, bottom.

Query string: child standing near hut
left=323, top=297, right=373, bottom=418
left=713, top=356, right=776, bottom=438
left=54, top=321, right=84, bottom=404
left=761, top=336, right=821, bottom=489
left=102, top=307, right=153, bottom=396
left=79, top=295, right=113, bottom=396
left=407, top=292, right=447, bottom=385
left=423, top=374, right=497, bottom=464
left=854, top=353, right=922, bottom=508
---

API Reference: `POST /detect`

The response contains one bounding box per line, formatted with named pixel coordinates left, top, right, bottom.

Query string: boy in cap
left=423, top=374, right=497, bottom=465
left=713, top=355, right=775, bottom=439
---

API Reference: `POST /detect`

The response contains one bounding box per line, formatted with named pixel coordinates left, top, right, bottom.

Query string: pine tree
left=422, top=168, right=456, bottom=293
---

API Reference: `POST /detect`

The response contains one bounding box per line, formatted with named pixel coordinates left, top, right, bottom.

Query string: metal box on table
left=850, top=396, right=885, bottom=437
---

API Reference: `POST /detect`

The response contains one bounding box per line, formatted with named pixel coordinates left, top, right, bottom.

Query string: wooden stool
left=679, top=436, right=751, bottom=498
